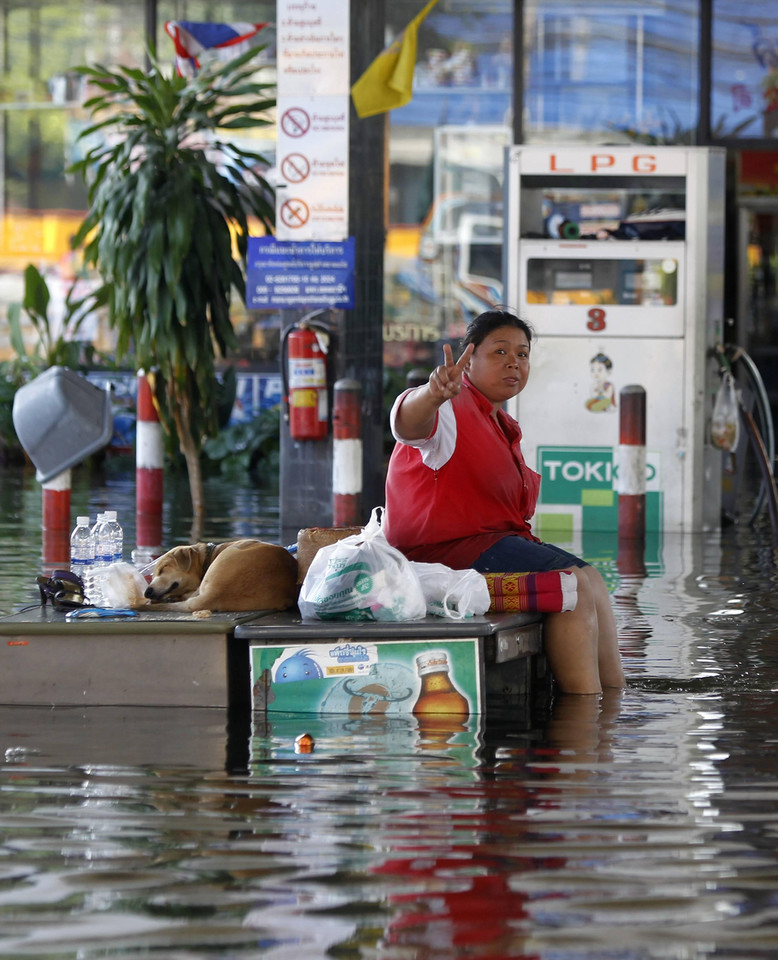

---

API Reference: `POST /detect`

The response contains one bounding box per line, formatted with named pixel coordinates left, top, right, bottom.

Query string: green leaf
left=6, top=303, right=28, bottom=360
left=22, top=264, right=51, bottom=321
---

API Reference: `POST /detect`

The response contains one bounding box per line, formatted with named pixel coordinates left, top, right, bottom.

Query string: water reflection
left=0, top=463, right=281, bottom=615
left=3, top=464, right=778, bottom=956
left=2, top=683, right=778, bottom=957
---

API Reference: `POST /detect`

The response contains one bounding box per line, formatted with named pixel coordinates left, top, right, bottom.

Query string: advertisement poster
left=251, top=639, right=482, bottom=717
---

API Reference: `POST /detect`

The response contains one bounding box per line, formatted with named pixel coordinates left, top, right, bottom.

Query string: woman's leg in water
left=542, top=567, right=601, bottom=694
left=543, top=567, right=626, bottom=694
left=472, top=537, right=625, bottom=694
left=581, top=564, right=626, bottom=688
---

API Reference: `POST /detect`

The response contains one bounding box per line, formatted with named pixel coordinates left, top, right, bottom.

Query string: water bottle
left=103, top=510, right=123, bottom=565
left=91, top=513, right=110, bottom=606
left=95, top=511, right=123, bottom=606
left=69, top=516, right=94, bottom=600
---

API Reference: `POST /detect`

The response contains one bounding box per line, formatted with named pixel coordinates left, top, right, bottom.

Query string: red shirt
left=384, top=377, right=541, bottom=568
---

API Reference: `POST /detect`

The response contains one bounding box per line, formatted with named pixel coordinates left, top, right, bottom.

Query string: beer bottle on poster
left=412, top=650, right=469, bottom=716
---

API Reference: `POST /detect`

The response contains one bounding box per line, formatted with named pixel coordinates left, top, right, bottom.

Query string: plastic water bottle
left=90, top=513, right=105, bottom=540
left=70, top=516, right=94, bottom=599
left=95, top=511, right=123, bottom=606
left=91, top=513, right=110, bottom=606
left=103, top=510, right=123, bottom=565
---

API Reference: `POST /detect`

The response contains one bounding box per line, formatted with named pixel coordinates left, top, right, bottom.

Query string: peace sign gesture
left=392, top=342, right=475, bottom=441
left=427, top=342, right=474, bottom=402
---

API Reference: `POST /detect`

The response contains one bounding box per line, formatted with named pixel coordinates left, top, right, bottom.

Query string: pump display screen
left=519, top=176, right=686, bottom=241
left=526, top=257, right=678, bottom=306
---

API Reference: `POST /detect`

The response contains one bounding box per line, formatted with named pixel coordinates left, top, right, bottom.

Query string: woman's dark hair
left=461, top=309, right=533, bottom=350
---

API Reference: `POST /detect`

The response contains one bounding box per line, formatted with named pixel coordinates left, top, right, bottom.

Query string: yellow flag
left=351, top=0, right=440, bottom=118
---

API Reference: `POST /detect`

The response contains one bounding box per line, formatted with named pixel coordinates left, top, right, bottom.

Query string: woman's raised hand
left=427, top=343, right=474, bottom=401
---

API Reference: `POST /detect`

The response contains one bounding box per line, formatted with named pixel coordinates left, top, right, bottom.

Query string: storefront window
left=712, top=0, right=777, bottom=140
left=0, top=2, right=274, bottom=367
left=384, top=1, right=513, bottom=372
left=0, top=5, right=146, bottom=216
left=523, top=0, right=698, bottom=144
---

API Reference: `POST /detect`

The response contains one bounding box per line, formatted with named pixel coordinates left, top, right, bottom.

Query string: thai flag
left=164, top=21, right=272, bottom=77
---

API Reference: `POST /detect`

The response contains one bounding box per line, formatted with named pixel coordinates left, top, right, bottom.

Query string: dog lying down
left=135, top=539, right=299, bottom=615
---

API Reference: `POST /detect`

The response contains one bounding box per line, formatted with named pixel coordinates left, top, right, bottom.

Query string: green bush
left=203, top=405, right=281, bottom=478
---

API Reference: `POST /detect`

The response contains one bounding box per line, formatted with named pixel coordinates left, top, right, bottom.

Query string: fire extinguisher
left=281, top=311, right=332, bottom=441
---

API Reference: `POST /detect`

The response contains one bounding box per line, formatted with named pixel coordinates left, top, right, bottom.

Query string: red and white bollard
left=41, top=469, right=71, bottom=568
left=332, top=378, right=362, bottom=527
left=616, top=385, right=647, bottom=567
left=135, top=369, right=164, bottom=562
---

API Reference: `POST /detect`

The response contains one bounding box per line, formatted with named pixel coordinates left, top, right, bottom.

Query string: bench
left=0, top=605, right=547, bottom=721
left=235, top=608, right=548, bottom=722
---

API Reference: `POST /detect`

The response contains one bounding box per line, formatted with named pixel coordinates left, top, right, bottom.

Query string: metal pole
left=513, top=0, right=524, bottom=144
left=42, top=470, right=71, bottom=569
left=135, top=370, right=164, bottom=563
left=617, top=384, right=647, bottom=557
left=697, top=0, right=712, bottom=145
left=332, top=378, right=363, bottom=526
left=145, top=0, right=157, bottom=67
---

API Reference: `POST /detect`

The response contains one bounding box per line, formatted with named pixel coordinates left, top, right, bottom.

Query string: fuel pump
left=504, top=145, right=726, bottom=534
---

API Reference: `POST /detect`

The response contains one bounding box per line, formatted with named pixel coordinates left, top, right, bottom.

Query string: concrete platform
left=0, top=606, right=261, bottom=709
left=0, top=606, right=547, bottom=720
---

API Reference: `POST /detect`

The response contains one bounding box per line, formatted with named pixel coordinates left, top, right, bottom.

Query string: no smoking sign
left=275, top=91, right=348, bottom=240
left=279, top=198, right=310, bottom=229
left=280, top=107, right=310, bottom=138
left=280, top=153, right=310, bottom=184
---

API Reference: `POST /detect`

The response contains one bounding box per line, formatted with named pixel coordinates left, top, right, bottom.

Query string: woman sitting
left=384, top=308, right=625, bottom=695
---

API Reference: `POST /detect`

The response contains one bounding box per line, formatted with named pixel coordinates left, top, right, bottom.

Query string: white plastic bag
left=102, top=561, right=150, bottom=609
left=298, top=507, right=426, bottom=621
left=410, top=562, right=490, bottom=619
left=711, top=372, right=740, bottom=452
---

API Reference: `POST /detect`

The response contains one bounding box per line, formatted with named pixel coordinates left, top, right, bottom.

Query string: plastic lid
left=77, top=516, right=90, bottom=525
left=105, top=510, right=117, bottom=521
left=11, top=366, right=113, bottom=484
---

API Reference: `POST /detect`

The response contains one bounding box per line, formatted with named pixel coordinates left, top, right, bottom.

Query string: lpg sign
left=517, top=147, right=688, bottom=177
left=536, top=446, right=662, bottom=532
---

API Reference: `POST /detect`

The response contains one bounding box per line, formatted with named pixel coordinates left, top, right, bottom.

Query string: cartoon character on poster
left=586, top=353, right=616, bottom=412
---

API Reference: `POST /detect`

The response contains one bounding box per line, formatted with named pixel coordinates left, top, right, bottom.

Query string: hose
left=717, top=342, right=777, bottom=530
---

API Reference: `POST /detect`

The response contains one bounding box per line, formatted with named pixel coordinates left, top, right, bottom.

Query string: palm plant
left=70, top=46, right=275, bottom=536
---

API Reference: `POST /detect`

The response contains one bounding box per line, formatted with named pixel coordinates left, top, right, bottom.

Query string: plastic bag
left=298, top=507, right=426, bottom=621
left=410, top=562, right=490, bottom=619
left=711, top=372, right=740, bottom=452
left=103, top=561, right=151, bottom=609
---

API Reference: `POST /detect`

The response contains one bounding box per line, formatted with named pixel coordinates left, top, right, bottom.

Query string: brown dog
left=143, top=539, right=299, bottom=613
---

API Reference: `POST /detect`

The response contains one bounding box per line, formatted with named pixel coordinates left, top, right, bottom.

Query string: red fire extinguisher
left=281, top=314, right=331, bottom=441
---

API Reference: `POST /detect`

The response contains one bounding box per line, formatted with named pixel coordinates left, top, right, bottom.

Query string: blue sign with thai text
left=246, top=237, right=355, bottom=309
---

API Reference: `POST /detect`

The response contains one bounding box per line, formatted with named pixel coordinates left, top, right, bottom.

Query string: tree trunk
left=171, top=393, right=205, bottom=542
left=183, top=437, right=205, bottom=543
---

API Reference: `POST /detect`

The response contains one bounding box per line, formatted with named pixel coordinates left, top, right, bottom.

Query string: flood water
left=2, top=463, right=778, bottom=958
